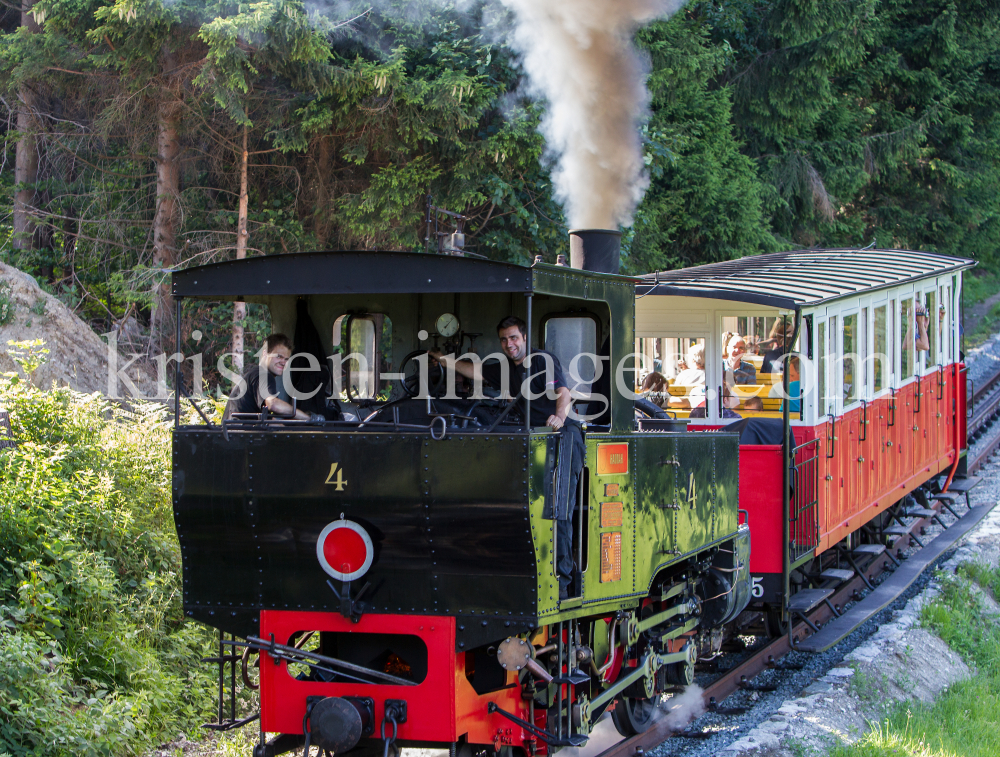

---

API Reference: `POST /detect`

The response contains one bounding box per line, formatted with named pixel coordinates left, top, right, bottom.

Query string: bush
left=0, top=366, right=217, bottom=756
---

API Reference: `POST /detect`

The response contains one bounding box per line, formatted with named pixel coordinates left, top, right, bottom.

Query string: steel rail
left=967, top=362, right=1000, bottom=473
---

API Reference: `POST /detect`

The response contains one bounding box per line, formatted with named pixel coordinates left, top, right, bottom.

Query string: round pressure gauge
left=436, top=313, right=460, bottom=337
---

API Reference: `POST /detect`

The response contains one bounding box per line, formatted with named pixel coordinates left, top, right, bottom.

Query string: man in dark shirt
left=430, top=316, right=579, bottom=598
left=225, top=333, right=314, bottom=420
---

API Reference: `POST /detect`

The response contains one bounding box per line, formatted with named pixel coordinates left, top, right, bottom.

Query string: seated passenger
left=674, top=343, right=706, bottom=385
left=743, top=396, right=764, bottom=411
left=725, top=335, right=757, bottom=385
left=640, top=371, right=669, bottom=393
left=225, top=333, right=315, bottom=420
left=768, top=354, right=801, bottom=412
left=744, top=335, right=761, bottom=356
left=667, top=344, right=706, bottom=409
left=690, top=382, right=740, bottom=419
left=762, top=318, right=795, bottom=373
left=640, top=371, right=669, bottom=406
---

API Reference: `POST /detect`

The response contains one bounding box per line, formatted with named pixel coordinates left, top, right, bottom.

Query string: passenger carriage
left=635, top=248, right=973, bottom=631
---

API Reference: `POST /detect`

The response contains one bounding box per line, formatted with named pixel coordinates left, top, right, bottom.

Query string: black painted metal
left=172, top=251, right=534, bottom=299
left=173, top=429, right=538, bottom=647
left=569, top=229, right=622, bottom=275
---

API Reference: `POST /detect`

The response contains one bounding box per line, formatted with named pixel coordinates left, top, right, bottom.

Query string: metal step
left=907, top=507, right=938, bottom=519
left=942, top=477, right=980, bottom=494
left=852, top=543, right=886, bottom=556
left=883, top=524, right=912, bottom=536
left=788, top=588, right=834, bottom=614
left=929, top=492, right=959, bottom=502
left=820, top=568, right=855, bottom=582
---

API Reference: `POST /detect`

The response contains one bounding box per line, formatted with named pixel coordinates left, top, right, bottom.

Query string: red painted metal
left=737, top=446, right=784, bottom=574
left=259, top=610, right=531, bottom=749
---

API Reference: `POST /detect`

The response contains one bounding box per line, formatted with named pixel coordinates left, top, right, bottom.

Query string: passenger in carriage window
left=903, top=301, right=930, bottom=356
left=743, top=396, right=764, bottom=412
left=762, top=318, right=796, bottom=373
left=768, top=354, right=801, bottom=412
left=689, top=381, right=740, bottom=419
left=674, top=343, right=706, bottom=385
left=725, top=335, right=757, bottom=385
left=744, top=335, right=761, bottom=356
left=667, top=343, right=706, bottom=409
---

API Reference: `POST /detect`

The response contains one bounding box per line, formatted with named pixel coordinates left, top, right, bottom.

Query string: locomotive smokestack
left=569, top=229, right=622, bottom=275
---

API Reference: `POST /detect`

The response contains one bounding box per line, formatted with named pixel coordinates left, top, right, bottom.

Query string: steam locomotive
left=171, top=230, right=969, bottom=756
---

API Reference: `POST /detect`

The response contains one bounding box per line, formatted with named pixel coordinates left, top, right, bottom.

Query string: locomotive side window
left=332, top=314, right=393, bottom=400
left=543, top=315, right=599, bottom=392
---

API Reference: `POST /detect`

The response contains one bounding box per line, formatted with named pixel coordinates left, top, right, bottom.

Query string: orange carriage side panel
left=814, top=369, right=961, bottom=553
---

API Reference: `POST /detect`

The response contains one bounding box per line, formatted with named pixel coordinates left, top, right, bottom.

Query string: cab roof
left=171, top=249, right=637, bottom=300
left=636, top=248, right=975, bottom=310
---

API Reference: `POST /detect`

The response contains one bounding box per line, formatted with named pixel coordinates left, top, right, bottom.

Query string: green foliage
left=0, top=374, right=217, bottom=756
left=0, top=282, right=14, bottom=326
left=3, top=0, right=1000, bottom=368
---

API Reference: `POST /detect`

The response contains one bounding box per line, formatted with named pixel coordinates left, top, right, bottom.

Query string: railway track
left=968, top=361, right=1000, bottom=473
left=593, top=360, right=1000, bottom=757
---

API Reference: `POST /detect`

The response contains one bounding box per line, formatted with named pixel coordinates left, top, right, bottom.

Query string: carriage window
left=544, top=316, right=598, bottom=392
left=637, top=336, right=708, bottom=418
left=817, top=320, right=826, bottom=414
left=861, top=307, right=869, bottom=398
left=827, top=315, right=838, bottom=414
left=939, top=285, right=948, bottom=363
left=843, top=313, right=858, bottom=404
left=874, top=305, right=887, bottom=393
left=901, top=299, right=914, bottom=380
left=925, top=291, right=937, bottom=369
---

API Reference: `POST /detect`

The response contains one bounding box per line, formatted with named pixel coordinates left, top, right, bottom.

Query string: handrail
left=826, top=413, right=836, bottom=459
left=914, top=375, right=922, bottom=413
left=859, top=399, right=868, bottom=442
left=937, top=365, right=945, bottom=400
left=888, top=387, right=897, bottom=427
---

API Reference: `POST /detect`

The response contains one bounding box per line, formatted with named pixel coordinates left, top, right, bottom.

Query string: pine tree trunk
left=151, top=97, right=182, bottom=344
left=232, top=124, right=249, bottom=372
left=13, top=1, right=42, bottom=254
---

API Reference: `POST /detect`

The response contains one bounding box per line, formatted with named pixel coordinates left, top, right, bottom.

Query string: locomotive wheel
left=763, top=609, right=789, bottom=639
left=611, top=695, right=660, bottom=737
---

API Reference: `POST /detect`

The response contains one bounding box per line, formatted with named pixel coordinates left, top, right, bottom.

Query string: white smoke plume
left=658, top=684, right=706, bottom=730
left=495, top=0, right=686, bottom=229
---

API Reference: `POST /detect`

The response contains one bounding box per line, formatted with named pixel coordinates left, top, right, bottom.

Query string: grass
left=830, top=562, right=1000, bottom=757
left=962, top=269, right=1000, bottom=349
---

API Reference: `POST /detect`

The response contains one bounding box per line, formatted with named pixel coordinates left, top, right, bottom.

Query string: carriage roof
left=636, top=248, right=975, bottom=309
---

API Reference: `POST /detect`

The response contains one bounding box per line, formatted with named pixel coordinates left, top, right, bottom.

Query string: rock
left=0, top=262, right=155, bottom=396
